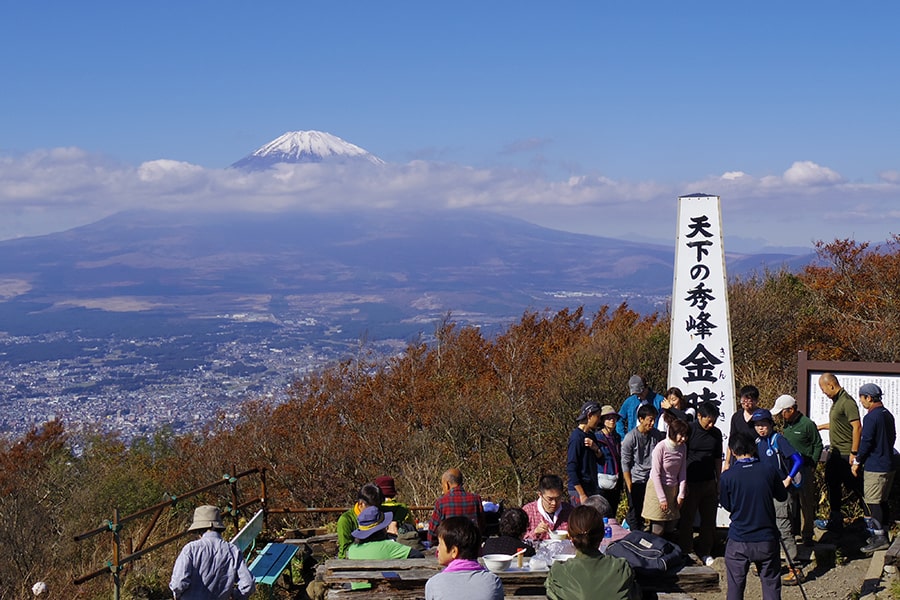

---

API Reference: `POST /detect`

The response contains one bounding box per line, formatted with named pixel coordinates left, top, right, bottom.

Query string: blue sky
left=1, top=1, right=898, bottom=250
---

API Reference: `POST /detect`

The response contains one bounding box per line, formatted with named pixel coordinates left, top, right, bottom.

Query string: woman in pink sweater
left=641, top=418, right=689, bottom=537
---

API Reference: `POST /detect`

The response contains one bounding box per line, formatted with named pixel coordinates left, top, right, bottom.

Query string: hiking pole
left=778, top=537, right=809, bottom=600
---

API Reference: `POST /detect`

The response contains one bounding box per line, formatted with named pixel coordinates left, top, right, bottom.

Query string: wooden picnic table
left=284, top=532, right=339, bottom=559
left=321, top=557, right=544, bottom=599
left=320, top=555, right=719, bottom=599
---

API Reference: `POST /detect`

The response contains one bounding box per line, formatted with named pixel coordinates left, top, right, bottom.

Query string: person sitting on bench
left=347, top=506, right=425, bottom=560
left=426, top=516, right=503, bottom=600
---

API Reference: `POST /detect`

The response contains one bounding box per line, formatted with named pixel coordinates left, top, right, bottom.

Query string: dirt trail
left=689, top=520, right=885, bottom=600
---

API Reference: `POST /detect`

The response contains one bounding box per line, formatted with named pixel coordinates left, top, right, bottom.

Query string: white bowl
left=552, top=553, right=575, bottom=562
left=482, top=554, right=513, bottom=572
left=548, top=530, right=568, bottom=541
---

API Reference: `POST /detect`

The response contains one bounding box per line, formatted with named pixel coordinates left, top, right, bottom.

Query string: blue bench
left=248, top=542, right=299, bottom=600
left=248, top=542, right=299, bottom=585
left=231, top=510, right=299, bottom=596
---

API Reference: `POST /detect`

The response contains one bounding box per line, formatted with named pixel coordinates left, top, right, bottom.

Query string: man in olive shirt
left=816, top=373, right=863, bottom=532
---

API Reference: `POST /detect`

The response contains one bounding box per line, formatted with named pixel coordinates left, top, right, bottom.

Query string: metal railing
left=73, top=466, right=266, bottom=600
left=73, top=464, right=437, bottom=599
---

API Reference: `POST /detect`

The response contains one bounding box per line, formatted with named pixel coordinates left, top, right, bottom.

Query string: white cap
left=771, top=394, right=797, bottom=416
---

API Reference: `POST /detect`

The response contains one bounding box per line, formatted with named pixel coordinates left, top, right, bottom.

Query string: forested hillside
left=2, top=236, right=899, bottom=600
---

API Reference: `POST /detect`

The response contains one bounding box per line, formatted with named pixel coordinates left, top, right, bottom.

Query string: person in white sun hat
left=770, top=394, right=822, bottom=550
left=169, top=505, right=255, bottom=600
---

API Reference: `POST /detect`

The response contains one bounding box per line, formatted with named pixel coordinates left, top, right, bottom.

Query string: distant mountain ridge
left=0, top=208, right=813, bottom=335
left=231, top=130, right=384, bottom=170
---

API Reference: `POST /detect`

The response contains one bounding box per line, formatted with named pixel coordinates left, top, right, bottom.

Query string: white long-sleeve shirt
left=170, top=531, right=255, bottom=600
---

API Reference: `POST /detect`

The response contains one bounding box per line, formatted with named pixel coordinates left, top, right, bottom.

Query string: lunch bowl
left=547, top=530, right=568, bottom=541
left=482, top=554, right=513, bottom=572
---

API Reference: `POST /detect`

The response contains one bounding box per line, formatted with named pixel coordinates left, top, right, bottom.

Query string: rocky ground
left=689, top=519, right=896, bottom=600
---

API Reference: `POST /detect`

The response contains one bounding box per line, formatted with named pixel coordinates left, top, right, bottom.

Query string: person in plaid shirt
left=522, top=474, right=572, bottom=542
left=428, top=468, right=485, bottom=543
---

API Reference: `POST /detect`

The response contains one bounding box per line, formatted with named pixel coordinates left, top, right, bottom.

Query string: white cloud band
left=0, top=148, right=897, bottom=248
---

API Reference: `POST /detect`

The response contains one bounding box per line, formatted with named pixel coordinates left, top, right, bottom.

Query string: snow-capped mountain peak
left=231, top=130, right=385, bottom=170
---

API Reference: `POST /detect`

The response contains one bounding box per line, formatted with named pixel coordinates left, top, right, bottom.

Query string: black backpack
left=605, top=530, right=684, bottom=576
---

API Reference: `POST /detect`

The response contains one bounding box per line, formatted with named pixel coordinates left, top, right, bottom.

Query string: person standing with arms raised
left=567, top=401, right=603, bottom=505
left=617, top=375, right=664, bottom=437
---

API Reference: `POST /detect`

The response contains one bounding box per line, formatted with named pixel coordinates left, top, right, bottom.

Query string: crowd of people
left=166, top=372, right=895, bottom=600
left=563, top=372, right=894, bottom=600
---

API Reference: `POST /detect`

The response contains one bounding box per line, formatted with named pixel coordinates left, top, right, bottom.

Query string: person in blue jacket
left=567, top=401, right=603, bottom=505
left=751, top=408, right=804, bottom=585
left=617, top=375, right=664, bottom=437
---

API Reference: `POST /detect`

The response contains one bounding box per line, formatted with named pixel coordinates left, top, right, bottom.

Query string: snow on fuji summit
left=231, top=130, right=385, bottom=170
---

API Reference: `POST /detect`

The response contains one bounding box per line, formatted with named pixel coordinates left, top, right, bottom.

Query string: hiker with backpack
left=751, top=408, right=804, bottom=586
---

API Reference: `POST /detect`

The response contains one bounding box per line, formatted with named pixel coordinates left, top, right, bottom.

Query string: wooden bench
left=284, top=532, right=339, bottom=560
left=883, top=536, right=900, bottom=566
left=321, top=557, right=718, bottom=599
left=230, top=509, right=300, bottom=596
left=638, top=565, right=719, bottom=594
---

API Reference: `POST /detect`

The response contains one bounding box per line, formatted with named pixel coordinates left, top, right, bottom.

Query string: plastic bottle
left=600, top=517, right=613, bottom=552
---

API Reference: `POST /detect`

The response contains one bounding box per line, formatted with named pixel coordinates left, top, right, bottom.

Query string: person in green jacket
left=336, top=483, right=384, bottom=558
left=544, top=505, right=639, bottom=600
left=347, top=506, right=424, bottom=560
left=771, top=394, right=823, bottom=549
left=375, top=475, right=415, bottom=533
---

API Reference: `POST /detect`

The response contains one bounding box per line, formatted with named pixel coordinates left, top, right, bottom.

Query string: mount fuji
left=231, top=130, right=385, bottom=170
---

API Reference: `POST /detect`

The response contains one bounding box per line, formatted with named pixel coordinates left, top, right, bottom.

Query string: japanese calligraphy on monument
left=668, top=194, right=736, bottom=431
